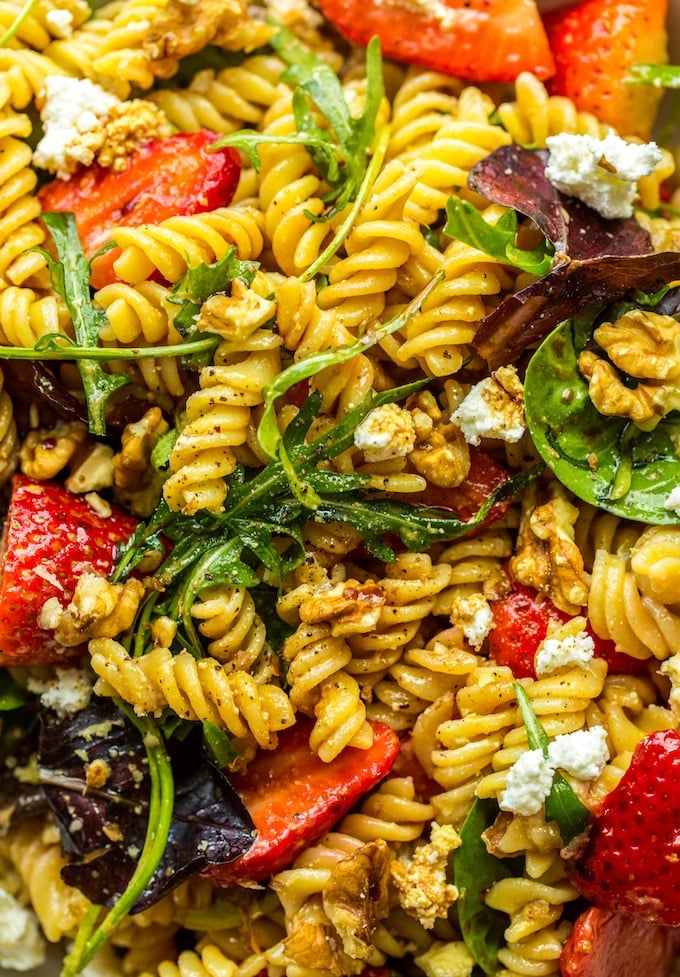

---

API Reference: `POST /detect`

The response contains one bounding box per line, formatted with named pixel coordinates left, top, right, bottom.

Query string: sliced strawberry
left=542, top=0, right=668, bottom=139
left=488, top=584, right=648, bottom=679
left=38, top=130, right=241, bottom=289
left=560, top=906, right=680, bottom=977
left=567, top=729, right=680, bottom=927
left=201, top=719, right=400, bottom=885
left=318, top=0, right=555, bottom=82
left=407, top=446, right=513, bottom=525
left=0, top=475, right=138, bottom=666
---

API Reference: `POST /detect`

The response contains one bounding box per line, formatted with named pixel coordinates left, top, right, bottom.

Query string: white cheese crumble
left=451, top=366, right=525, bottom=446
left=534, top=630, right=595, bottom=677
left=545, top=132, right=663, bottom=220
left=33, top=76, right=119, bottom=179
left=451, top=593, right=494, bottom=649
left=664, top=486, right=680, bottom=516
left=547, top=726, right=609, bottom=781
left=0, top=886, right=46, bottom=971
left=45, top=7, right=75, bottom=36
left=353, top=402, right=416, bottom=462
left=499, top=748, right=555, bottom=816
left=26, top=666, right=93, bottom=717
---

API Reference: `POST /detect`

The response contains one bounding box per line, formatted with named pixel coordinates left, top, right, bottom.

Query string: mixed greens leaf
left=524, top=300, right=680, bottom=523
left=454, top=798, right=524, bottom=975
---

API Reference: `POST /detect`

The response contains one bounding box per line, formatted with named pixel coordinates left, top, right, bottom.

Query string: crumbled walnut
left=143, top=0, right=274, bottom=65
left=510, top=482, right=589, bottom=614
left=85, top=757, right=111, bottom=789
left=298, top=580, right=385, bottom=636
left=65, top=444, right=115, bottom=494
left=40, top=571, right=145, bottom=646
left=113, top=407, right=169, bottom=517
left=579, top=308, right=680, bottom=430
left=197, top=280, right=277, bottom=341
left=19, top=421, right=88, bottom=481
left=95, top=100, right=171, bottom=171
left=409, top=422, right=470, bottom=488
left=391, top=823, right=460, bottom=929
left=322, top=840, right=391, bottom=959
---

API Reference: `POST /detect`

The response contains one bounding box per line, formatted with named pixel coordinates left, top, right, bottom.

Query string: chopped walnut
left=19, top=421, right=88, bottom=481
left=65, top=444, right=115, bottom=494
left=197, top=280, right=277, bottom=341
left=298, top=580, right=385, bottom=636
left=39, top=571, right=145, bottom=646
left=578, top=308, right=680, bottom=430
left=510, top=482, right=589, bottom=614
left=143, top=0, right=274, bottom=65
left=409, top=422, right=470, bottom=488
left=322, top=840, right=391, bottom=959
left=113, top=407, right=169, bottom=517
left=94, top=100, right=171, bottom=171
left=390, top=823, right=460, bottom=929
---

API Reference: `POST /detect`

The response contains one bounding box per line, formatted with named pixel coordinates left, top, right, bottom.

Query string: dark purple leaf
left=474, top=252, right=680, bottom=369
left=38, top=698, right=254, bottom=911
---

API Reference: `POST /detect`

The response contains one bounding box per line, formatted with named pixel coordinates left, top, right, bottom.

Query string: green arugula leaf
left=524, top=308, right=680, bottom=524
left=213, top=29, right=384, bottom=218
left=626, top=64, right=680, bottom=88
left=444, top=198, right=554, bottom=277
left=40, top=211, right=130, bottom=435
left=455, top=798, right=524, bottom=975
left=513, top=683, right=590, bottom=844
left=170, top=249, right=259, bottom=341
left=202, top=720, right=239, bottom=768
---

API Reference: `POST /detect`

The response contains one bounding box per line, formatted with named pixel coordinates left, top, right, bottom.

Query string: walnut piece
left=40, top=571, right=145, bottom=646
left=409, top=421, right=470, bottom=488
left=143, top=0, right=274, bottom=63
left=322, top=840, right=391, bottom=960
left=510, top=482, right=589, bottom=614
left=298, top=580, right=385, bottom=636
left=578, top=308, right=680, bottom=430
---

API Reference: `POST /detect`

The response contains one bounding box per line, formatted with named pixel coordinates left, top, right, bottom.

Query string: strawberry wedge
left=38, top=129, right=241, bottom=289
left=0, top=475, right=138, bottom=666
left=561, top=906, right=680, bottom=977
left=202, top=719, right=400, bottom=884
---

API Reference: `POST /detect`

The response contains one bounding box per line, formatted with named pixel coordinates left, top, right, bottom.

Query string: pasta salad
left=0, top=1, right=679, bottom=976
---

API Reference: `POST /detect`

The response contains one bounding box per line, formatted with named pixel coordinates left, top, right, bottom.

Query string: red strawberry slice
left=38, top=129, right=241, bottom=289
left=567, top=729, right=680, bottom=927
left=488, top=584, right=648, bottom=679
left=542, top=0, right=668, bottom=140
left=201, top=718, right=400, bottom=884
left=0, top=475, right=138, bottom=666
left=560, top=906, right=680, bottom=977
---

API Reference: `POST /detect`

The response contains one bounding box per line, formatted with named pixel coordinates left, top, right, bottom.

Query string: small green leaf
left=40, top=212, right=130, bottom=435
left=202, top=721, right=239, bottom=768
left=513, top=683, right=590, bottom=844
left=626, top=64, right=680, bottom=88
left=0, top=672, right=31, bottom=710
left=524, top=311, right=680, bottom=524
left=444, top=197, right=553, bottom=276
left=455, top=798, right=524, bottom=975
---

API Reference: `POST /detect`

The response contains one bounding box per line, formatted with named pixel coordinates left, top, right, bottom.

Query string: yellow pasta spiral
left=89, top=638, right=295, bottom=750
left=190, top=584, right=267, bottom=671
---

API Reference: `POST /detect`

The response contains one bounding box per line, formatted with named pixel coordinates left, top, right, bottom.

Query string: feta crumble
left=45, top=7, right=75, bottom=36
left=499, top=748, right=555, bottom=816
left=451, top=365, right=525, bottom=446
left=664, top=486, right=680, bottom=516
left=545, top=132, right=663, bottom=220
left=353, top=402, right=416, bottom=462
left=26, top=666, right=93, bottom=717
left=534, top=629, right=595, bottom=677
left=450, top=593, right=494, bottom=649
left=0, top=886, right=46, bottom=971
left=33, top=76, right=119, bottom=178
left=547, top=726, right=609, bottom=781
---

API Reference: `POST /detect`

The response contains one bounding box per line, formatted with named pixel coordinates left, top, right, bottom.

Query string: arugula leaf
left=455, top=798, right=523, bottom=975
left=213, top=29, right=384, bottom=218
left=444, top=197, right=553, bottom=276
left=524, top=306, right=680, bottom=523
left=513, top=683, right=590, bottom=844
left=39, top=212, right=130, bottom=435
left=626, top=64, right=680, bottom=88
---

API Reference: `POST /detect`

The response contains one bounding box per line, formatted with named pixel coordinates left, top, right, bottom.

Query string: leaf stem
left=0, top=0, right=40, bottom=48
left=0, top=337, right=220, bottom=361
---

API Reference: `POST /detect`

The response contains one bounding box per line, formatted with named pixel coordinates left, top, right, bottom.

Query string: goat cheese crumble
left=0, top=887, right=46, bottom=971
left=353, top=402, right=416, bottom=462
left=33, top=76, right=119, bottom=178
left=26, top=666, right=93, bottom=717
left=547, top=726, right=609, bottom=781
left=534, top=629, right=595, bottom=677
left=451, top=366, right=525, bottom=446
left=545, top=132, right=662, bottom=220
left=499, top=748, right=555, bottom=816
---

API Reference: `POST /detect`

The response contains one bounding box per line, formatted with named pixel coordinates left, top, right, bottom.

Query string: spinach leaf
left=455, top=798, right=523, bottom=975
left=444, top=197, right=553, bottom=276
left=524, top=309, right=680, bottom=523
left=513, top=683, right=590, bottom=844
